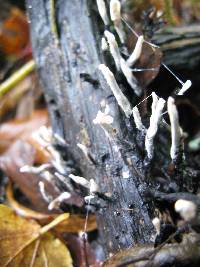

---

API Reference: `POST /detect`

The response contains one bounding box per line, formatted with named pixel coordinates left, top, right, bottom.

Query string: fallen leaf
left=64, top=234, right=102, bottom=267
left=0, top=75, right=32, bottom=119
left=54, top=214, right=97, bottom=233
left=0, top=140, right=58, bottom=211
left=0, top=7, right=29, bottom=56
left=0, top=204, right=72, bottom=267
left=0, top=109, right=48, bottom=153
left=6, top=182, right=97, bottom=233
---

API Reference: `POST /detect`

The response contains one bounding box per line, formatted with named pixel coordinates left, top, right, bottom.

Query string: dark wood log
left=26, top=0, right=200, bottom=258
left=26, top=0, right=156, bottom=254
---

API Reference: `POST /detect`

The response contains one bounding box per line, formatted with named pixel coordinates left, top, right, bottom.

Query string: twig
left=0, top=60, right=35, bottom=97
left=50, top=0, right=58, bottom=38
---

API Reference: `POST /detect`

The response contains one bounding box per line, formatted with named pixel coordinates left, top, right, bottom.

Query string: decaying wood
left=26, top=0, right=200, bottom=259
left=26, top=0, right=156, bottom=254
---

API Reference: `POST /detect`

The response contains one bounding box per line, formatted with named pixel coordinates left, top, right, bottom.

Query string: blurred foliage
left=124, top=0, right=200, bottom=26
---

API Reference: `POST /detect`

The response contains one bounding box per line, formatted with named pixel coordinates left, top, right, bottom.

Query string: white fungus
left=38, top=181, right=52, bottom=203
left=152, top=217, right=161, bottom=235
left=89, top=179, right=99, bottom=195
left=93, top=110, right=114, bottom=137
left=101, top=37, right=108, bottom=51
left=20, top=164, right=50, bottom=174
left=104, top=30, right=121, bottom=70
left=127, top=35, right=144, bottom=66
left=96, top=0, right=109, bottom=25
left=120, top=58, right=142, bottom=96
left=132, top=107, right=146, bottom=131
left=99, top=64, right=132, bottom=117
left=167, top=97, right=182, bottom=161
left=175, top=199, right=197, bottom=222
left=110, top=0, right=125, bottom=44
left=178, top=80, right=192, bottom=95
left=48, top=192, right=71, bottom=210
left=69, top=174, right=90, bottom=189
left=145, top=93, right=166, bottom=159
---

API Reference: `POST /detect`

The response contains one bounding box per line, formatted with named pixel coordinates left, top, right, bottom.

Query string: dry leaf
left=0, top=7, right=29, bottom=56
left=0, top=140, right=58, bottom=211
left=0, top=204, right=72, bottom=267
left=0, top=76, right=32, bottom=119
left=6, top=182, right=97, bottom=233
left=0, top=109, right=48, bottom=153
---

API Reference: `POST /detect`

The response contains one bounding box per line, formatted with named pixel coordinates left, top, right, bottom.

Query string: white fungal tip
left=96, top=0, right=109, bottom=25
left=152, top=217, right=160, bottom=235
left=101, top=37, right=108, bottom=51
left=77, top=143, right=88, bottom=154
left=38, top=181, right=51, bottom=203
left=48, top=192, right=71, bottom=210
left=127, top=35, right=144, bottom=66
left=104, top=30, right=116, bottom=43
left=20, top=165, right=31, bottom=173
left=99, top=64, right=132, bottom=117
left=132, top=107, right=146, bottom=131
left=93, top=110, right=114, bottom=125
left=120, top=58, right=142, bottom=96
left=89, top=179, right=99, bottom=195
left=69, top=174, right=90, bottom=188
left=110, top=0, right=121, bottom=22
left=175, top=199, right=197, bottom=222
left=178, top=80, right=192, bottom=95
left=145, top=95, right=166, bottom=159
left=104, top=30, right=121, bottom=70
left=167, top=97, right=181, bottom=161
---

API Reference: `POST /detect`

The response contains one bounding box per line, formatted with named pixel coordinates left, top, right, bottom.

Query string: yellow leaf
left=6, top=182, right=97, bottom=233
left=0, top=205, right=72, bottom=267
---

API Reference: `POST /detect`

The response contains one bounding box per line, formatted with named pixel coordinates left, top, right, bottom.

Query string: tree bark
left=26, top=0, right=156, bottom=254
left=26, top=0, right=200, bottom=257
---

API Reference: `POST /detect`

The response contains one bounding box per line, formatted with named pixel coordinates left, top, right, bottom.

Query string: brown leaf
left=0, top=205, right=72, bottom=267
left=0, top=76, right=31, bottom=119
left=6, top=182, right=97, bottom=233
left=0, top=7, right=29, bottom=56
left=0, top=109, right=48, bottom=154
left=64, top=234, right=102, bottom=267
left=0, top=140, right=58, bottom=211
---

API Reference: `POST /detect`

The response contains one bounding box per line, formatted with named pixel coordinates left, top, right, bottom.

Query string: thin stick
left=0, top=60, right=35, bottom=97
left=50, top=0, right=58, bottom=37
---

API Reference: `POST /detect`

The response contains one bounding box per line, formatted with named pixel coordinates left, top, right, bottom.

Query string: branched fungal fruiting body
left=89, top=179, right=99, bottom=195
left=99, top=64, right=132, bottom=117
left=101, top=37, right=108, bottom=51
left=38, top=181, right=52, bottom=203
left=69, top=174, right=90, bottom=189
left=20, top=164, right=51, bottom=174
left=77, top=143, right=89, bottom=158
left=152, top=217, right=161, bottom=235
left=104, top=30, right=121, bottom=71
left=127, top=36, right=144, bottom=66
left=110, top=0, right=125, bottom=44
left=132, top=107, right=146, bottom=132
left=96, top=0, right=109, bottom=25
left=175, top=199, right=197, bottom=222
left=93, top=110, right=114, bottom=137
left=48, top=192, right=71, bottom=210
left=120, top=58, right=142, bottom=96
left=178, top=80, right=192, bottom=95
left=167, top=97, right=182, bottom=161
left=145, top=94, right=166, bottom=159
left=151, top=92, right=159, bottom=113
